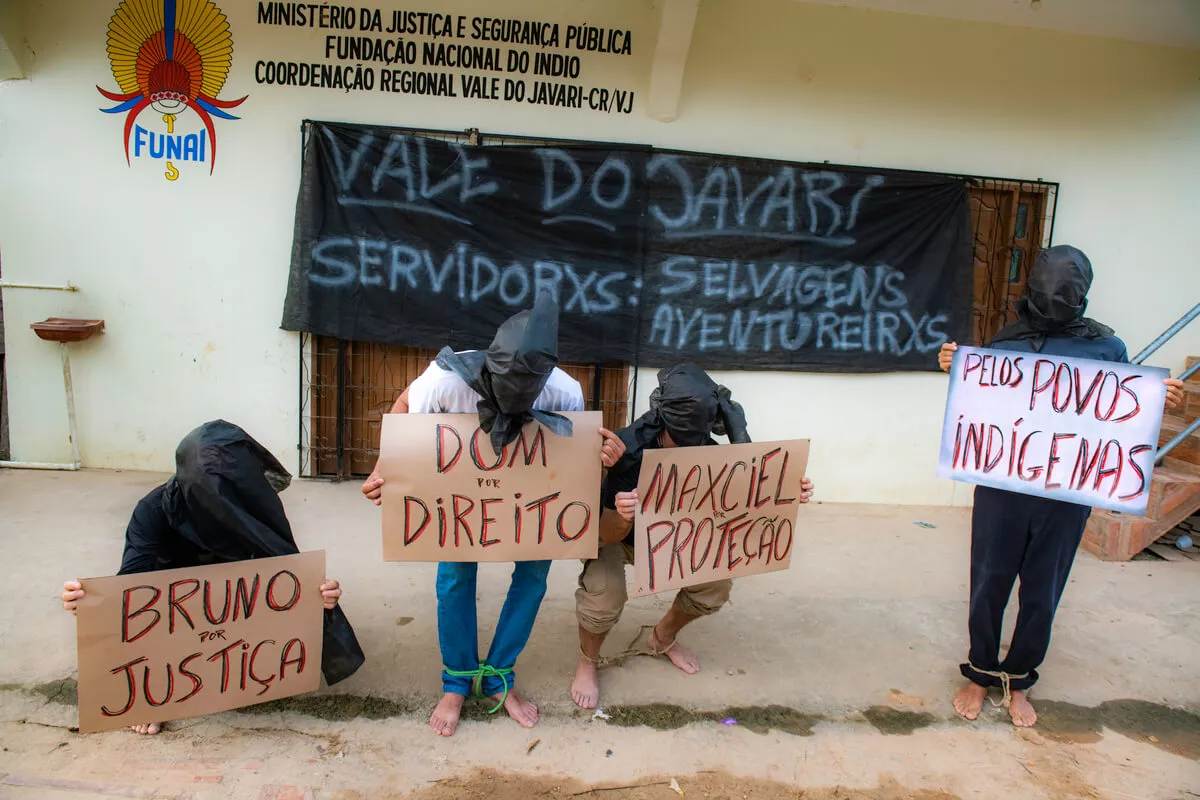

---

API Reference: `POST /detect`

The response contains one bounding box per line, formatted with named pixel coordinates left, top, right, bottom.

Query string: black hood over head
left=160, top=420, right=365, bottom=685
left=485, top=289, right=560, bottom=415
left=991, top=245, right=1114, bottom=350
left=436, top=292, right=573, bottom=454
left=162, top=420, right=296, bottom=560
left=623, top=364, right=751, bottom=453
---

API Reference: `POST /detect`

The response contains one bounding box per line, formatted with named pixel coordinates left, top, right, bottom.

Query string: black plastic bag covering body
left=159, top=420, right=365, bottom=686
left=990, top=245, right=1114, bottom=351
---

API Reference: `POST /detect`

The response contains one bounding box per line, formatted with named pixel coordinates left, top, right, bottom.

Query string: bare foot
left=429, top=693, right=466, bottom=737
left=952, top=683, right=987, bottom=721
left=1009, top=691, right=1037, bottom=727
left=648, top=626, right=700, bottom=674
left=130, top=723, right=161, bottom=735
left=571, top=656, right=600, bottom=709
left=492, top=688, right=538, bottom=728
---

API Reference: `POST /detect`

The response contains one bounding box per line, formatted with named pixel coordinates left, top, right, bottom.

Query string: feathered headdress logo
left=97, top=0, right=246, bottom=178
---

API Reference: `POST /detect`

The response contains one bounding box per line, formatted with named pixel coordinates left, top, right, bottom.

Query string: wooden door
left=968, top=182, right=1051, bottom=345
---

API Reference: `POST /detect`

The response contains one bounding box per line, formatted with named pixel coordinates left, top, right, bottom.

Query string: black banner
left=282, top=122, right=972, bottom=371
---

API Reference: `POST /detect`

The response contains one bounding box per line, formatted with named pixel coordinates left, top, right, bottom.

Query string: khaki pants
left=575, top=541, right=732, bottom=634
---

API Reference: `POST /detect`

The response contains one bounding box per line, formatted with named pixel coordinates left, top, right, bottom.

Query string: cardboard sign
left=379, top=412, right=603, bottom=562
left=631, top=439, right=810, bottom=597
left=937, top=346, right=1169, bottom=514
left=76, top=552, right=325, bottom=733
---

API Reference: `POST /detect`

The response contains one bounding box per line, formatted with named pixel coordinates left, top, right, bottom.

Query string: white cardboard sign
left=937, top=346, right=1168, bottom=515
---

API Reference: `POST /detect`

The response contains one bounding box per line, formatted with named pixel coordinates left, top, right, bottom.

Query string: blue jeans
left=436, top=560, right=552, bottom=696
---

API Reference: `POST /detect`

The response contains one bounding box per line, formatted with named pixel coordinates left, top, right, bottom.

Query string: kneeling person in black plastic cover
left=61, top=420, right=365, bottom=735
left=571, top=364, right=815, bottom=709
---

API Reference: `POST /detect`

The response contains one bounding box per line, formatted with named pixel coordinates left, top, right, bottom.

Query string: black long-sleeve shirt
left=117, top=486, right=215, bottom=575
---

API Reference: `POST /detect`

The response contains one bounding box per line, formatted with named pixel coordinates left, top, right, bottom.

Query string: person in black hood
left=62, top=420, right=365, bottom=735
left=360, top=292, right=626, bottom=737
left=938, top=245, right=1184, bottom=727
left=570, top=364, right=815, bottom=710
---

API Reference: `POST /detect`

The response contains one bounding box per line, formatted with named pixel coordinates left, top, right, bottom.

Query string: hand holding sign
left=614, top=490, right=638, bottom=521
left=361, top=471, right=384, bottom=505
left=62, top=580, right=85, bottom=614
left=1164, top=378, right=1185, bottom=410
left=938, top=341, right=958, bottom=373
left=599, top=428, right=626, bottom=468
left=320, top=579, right=342, bottom=609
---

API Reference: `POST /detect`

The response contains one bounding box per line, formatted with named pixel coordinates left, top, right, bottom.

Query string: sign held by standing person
left=938, top=346, right=1169, bottom=514
left=75, top=552, right=326, bottom=733
left=631, top=439, right=810, bottom=597
left=379, top=411, right=603, bottom=561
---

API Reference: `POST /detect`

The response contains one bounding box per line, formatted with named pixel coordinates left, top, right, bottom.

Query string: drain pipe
left=0, top=281, right=83, bottom=471
left=0, top=281, right=79, bottom=292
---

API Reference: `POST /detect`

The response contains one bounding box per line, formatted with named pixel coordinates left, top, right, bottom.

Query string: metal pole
left=61, top=342, right=81, bottom=467
left=1157, top=415, right=1200, bottom=464
left=0, top=281, right=78, bottom=292
left=298, top=333, right=305, bottom=478
left=297, top=121, right=308, bottom=479
left=591, top=364, right=603, bottom=425
left=1132, top=302, right=1200, bottom=364
left=0, top=460, right=79, bottom=470
left=335, top=340, right=346, bottom=479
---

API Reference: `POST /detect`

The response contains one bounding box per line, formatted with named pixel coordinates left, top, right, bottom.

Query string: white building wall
left=1, top=0, right=1197, bottom=504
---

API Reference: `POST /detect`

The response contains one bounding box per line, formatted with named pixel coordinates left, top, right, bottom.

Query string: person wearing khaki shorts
left=576, top=541, right=732, bottom=640
left=570, top=364, right=814, bottom=709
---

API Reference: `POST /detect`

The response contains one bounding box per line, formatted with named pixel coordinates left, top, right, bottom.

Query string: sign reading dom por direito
left=379, top=412, right=603, bottom=561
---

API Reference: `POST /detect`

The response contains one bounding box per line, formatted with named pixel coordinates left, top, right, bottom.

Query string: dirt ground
left=1, top=469, right=1198, bottom=799
left=383, top=769, right=962, bottom=799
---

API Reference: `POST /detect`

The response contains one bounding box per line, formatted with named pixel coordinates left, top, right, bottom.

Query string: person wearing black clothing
left=61, top=420, right=365, bottom=734
left=939, top=246, right=1184, bottom=727
left=570, top=364, right=815, bottom=709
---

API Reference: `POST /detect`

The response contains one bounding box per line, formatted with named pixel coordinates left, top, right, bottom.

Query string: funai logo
left=97, top=0, right=247, bottom=181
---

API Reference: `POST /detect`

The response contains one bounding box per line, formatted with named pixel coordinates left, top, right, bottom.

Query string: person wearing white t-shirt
left=361, top=293, right=625, bottom=736
left=403, top=359, right=586, bottom=420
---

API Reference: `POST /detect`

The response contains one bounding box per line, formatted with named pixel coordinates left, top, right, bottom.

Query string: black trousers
left=960, top=485, right=1091, bottom=691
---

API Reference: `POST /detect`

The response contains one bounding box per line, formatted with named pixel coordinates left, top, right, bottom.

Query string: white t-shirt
left=406, top=352, right=585, bottom=414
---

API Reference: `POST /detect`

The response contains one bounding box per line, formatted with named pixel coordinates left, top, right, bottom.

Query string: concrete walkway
left=1, top=468, right=1197, bottom=799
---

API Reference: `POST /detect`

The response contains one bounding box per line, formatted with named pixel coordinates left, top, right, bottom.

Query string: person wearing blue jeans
left=361, top=293, right=625, bottom=736
left=437, top=559, right=552, bottom=699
